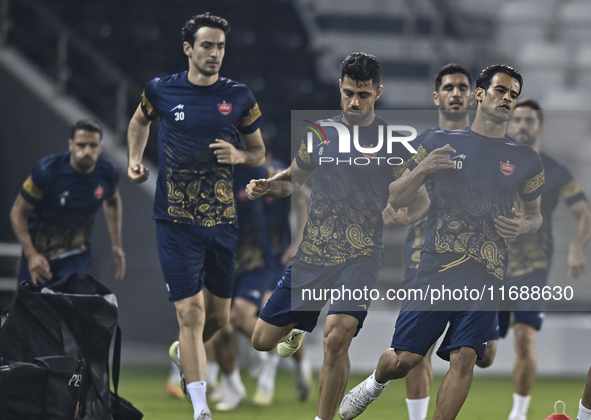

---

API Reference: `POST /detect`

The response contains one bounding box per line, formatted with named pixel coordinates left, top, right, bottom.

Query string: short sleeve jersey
left=20, top=152, right=119, bottom=259
left=140, top=72, right=263, bottom=226
left=407, top=127, right=546, bottom=280
left=233, top=165, right=272, bottom=276
left=506, top=152, right=586, bottom=277
left=295, top=114, right=411, bottom=266
left=262, top=159, right=291, bottom=262
left=404, top=125, right=439, bottom=276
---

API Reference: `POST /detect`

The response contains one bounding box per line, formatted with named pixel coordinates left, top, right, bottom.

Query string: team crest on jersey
left=218, top=101, right=232, bottom=115
left=94, top=185, right=104, bottom=199
left=361, top=147, right=377, bottom=158
left=500, top=161, right=515, bottom=176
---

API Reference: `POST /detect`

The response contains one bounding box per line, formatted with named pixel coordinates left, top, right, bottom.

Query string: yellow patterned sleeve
left=559, top=179, right=584, bottom=201
left=295, top=139, right=314, bottom=169
left=141, top=91, right=159, bottom=119
left=237, top=103, right=262, bottom=128
left=22, top=175, right=44, bottom=201
left=392, top=159, right=409, bottom=180
left=411, top=145, right=428, bottom=166
left=521, top=170, right=545, bottom=196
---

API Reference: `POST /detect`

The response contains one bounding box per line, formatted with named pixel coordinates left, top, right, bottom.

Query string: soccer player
left=10, top=119, right=125, bottom=286
left=126, top=13, right=265, bottom=420
left=246, top=52, right=429, bottom=420
left=502, top=100, right=591, bottom=420
left=339, top=64, right=545, bottom=420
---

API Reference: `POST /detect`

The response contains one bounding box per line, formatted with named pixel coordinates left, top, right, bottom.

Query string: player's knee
left=396, top=352, right=423, bottom=376
left=206, top=310, right=230, bottom=333
left=251, top=328, right=273, bottom=352
left=175, top=300, right=206, bottom=329
left=449, top=347, right=477, bottom=376
left=323, top=326, right=354, bottom=360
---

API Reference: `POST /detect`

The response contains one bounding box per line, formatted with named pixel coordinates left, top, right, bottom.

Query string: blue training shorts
left=498, top=269, right=548, bottom=337
left=233, top=267, right=271, bottom=309
left=259, top=254, right=382, bottom=336
left=391, top=252, right=500, bottom=361
left=18, top=250, right=91, bottom=286
left=156, top=220, right=238, bottom=302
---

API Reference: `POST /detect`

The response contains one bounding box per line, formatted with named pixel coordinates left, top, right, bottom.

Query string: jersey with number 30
left=140, top=72, right=262, bottom=226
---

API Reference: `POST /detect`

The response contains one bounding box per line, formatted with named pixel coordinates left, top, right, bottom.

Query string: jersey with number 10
left=407, top=127, right=546, bottom=280
left=140, top=72, right=263, bottom=226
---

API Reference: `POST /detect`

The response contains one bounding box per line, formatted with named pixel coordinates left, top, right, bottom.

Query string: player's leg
left=212, top=320, right=246, bottom=411
left=477, top=314, right=499, bottom=368
left=317, top=313, right=358, bottom=420
left=293, top=338, right=313, bottom=401
left=202, top=290, right=231, bottom=343
left=578, top=366, right=591, bottom=420
left=405, top=343, right=435, bottom=420
left=431, top=346, right=477, bottom=420
left=157, top=220, right=212, bottom=418
left=509, top=322, right=537, bottom=420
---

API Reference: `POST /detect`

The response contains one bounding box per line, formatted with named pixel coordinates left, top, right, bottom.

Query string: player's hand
left=112, top=246, right=126, bottom=281
left=568, top=244, right=586, bottom=279
left=128, top=163, right=149, bottom=183
left=210, top=139, right=244, bottom=165
left=246, top=179, right=270, bottom=200
left=494, top=206, right=526, bottom=239
left=417, top=144, right=456, bottom=174
left=382, top=203, right=409, bottom=226
left=27, top=253, right=52, bottom=285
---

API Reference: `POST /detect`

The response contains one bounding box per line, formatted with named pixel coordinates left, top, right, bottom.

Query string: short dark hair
left=435, top=63, right=472, bottom=91
left=476, top=64, right=523, bottom=94
left=341, top=52, right=381, bottom=87
left=515, top=99, right=544, bottom=125
left=182, top=13, right=231, bottom=46
left=70, top=119, right=102, bottom=140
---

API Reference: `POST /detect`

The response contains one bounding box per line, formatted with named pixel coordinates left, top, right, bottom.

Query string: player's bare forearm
left=127, top=106, right=152, bottom=182
left=240, top=144, right=265, bottom=167
left=406, top=186, right=430, bottom=224
left=264, top=168, right=293, bottom=198
left=569, top=200, right=591, bottom=249
left=388, top=169, right=427, bottom=209
left=103, top=191, right=126, bottom=280
left=10, top=195, right=38, bottom=259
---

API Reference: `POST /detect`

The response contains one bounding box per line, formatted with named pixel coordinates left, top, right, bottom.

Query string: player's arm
left=566, top=200, right=591, bottom=278
left=387, top=145, right=455, bottom=209
left=494, top=196, right=543, bottom=239
left=127, top=104, right=152, bottom=183
left=383, top=185, right=430, bottom=227
left=210, top=129, right=265, bottom=167
left=288, top=181, right=312, bottom=260
left=103, top=188, right=125, bottom=281
left=246, top=158, right=314, bottom=200
left=9, top=194, right=52, bottom=284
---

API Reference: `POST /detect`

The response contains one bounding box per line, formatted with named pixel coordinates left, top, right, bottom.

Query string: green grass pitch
left=118, top=365, right=584, bottom=419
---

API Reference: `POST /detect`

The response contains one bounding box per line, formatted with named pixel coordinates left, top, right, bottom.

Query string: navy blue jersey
left=233, top=165, right=272, bottom=276
left=506, top=152, right=586, bottom=277
left=295, top=114, right=411, bottom=266
left=404, top=125, right=439, bottom=277
left=20, top=151, right=119, bottom=259
left=263, top=158, right=291, bottom=261
left=407, top=127, right=545, bottom=280
left=141, top=72, right=263, bottom=226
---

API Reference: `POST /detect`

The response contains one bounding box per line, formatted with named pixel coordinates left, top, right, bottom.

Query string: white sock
left=258, top=353, right=280, bottom=395
left=315, top=417, right=323, bottom=420
left=169, top=360, right=181, bottom=383
left=509, top=393, right=531, bottom=418
left=364, top=371, right=388, bottom=398
left=206, top=362, right=219, bottom=385
left=227, top=368, right=244, bottom=392
left=579, top=399, right=591, bottom=420
left=407, top=397, right=430, bottom=420
left=187, top=381, right=210, bottom=419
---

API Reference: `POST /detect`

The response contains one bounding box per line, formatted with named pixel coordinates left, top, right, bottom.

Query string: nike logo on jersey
left=170, top=104, right=184, bottom=112
left=451, top=154, right=467, bottom=160
left=504, top=142, right=518, bottom=146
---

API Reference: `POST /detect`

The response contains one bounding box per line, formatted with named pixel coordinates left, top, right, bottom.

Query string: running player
left=502, top=99, right=591, bottom=420
left=247, top=52, right=428, bottom=420
left=340, top=64, right=545, bottom=420
left=126, top=12, right=265, bottom=420
left=10, top=119, right=124, bottom=286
